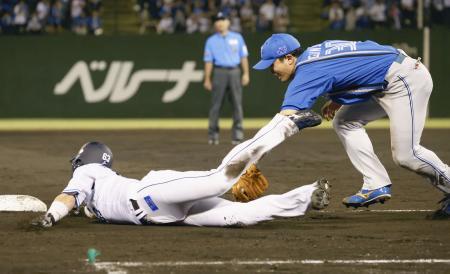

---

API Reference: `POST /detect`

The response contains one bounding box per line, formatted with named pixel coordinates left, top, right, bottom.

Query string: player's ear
left=285, top=54, right=296, bottom=65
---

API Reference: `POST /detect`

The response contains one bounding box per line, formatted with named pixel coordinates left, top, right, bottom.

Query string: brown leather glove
left=231, top=164, right=269, bottom=202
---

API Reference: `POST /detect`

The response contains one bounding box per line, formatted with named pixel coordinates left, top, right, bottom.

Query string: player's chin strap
left=286, top=109, right=322, bottom=130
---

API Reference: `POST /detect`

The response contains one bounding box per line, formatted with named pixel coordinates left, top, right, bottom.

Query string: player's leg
left=134, top=197, right=234, bottom=225
left=182, top=179, right=330, bottom=227
left=208, top=69, right=228, bottom=144
left=376, top=57, right=450, bottom=194
left=187, top=197, right=234, bottom=215
left=135, top=111, right=324, bottom=223
left=228, top=68, right=244, bottom=143
left=333, top=99, right=391, bottom=190
left=138, top=113, right=300, bottom=206
left=334, top=100, right=394, bottom=208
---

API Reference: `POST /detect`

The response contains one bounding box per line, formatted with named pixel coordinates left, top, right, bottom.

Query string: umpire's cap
left=213, top=12, right=228, bottom=22
left=253, top=33, right=301, bottom=70
left=70, top=141, right=113, bottom=172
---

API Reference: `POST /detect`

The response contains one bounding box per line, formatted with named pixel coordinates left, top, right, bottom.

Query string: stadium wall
left=1, top=29, right=448, bottom=118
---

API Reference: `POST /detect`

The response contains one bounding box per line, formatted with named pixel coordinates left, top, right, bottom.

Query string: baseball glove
left=231, top=164, right=269, bottom=202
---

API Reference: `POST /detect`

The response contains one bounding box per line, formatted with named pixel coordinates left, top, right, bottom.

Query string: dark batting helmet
left=70, top=141, right=113, bottom=172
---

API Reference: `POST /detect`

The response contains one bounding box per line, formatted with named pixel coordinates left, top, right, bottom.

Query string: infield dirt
left=0, top=129, right=449, bottom=273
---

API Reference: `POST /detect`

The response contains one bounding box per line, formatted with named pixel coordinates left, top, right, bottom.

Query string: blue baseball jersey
left=204, top=31, right=248, bottom=67
left=281, top=40, right=399, bottom=110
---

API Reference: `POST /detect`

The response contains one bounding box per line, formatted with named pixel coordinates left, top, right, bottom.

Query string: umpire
left=203, top=12, right=250, bottom=145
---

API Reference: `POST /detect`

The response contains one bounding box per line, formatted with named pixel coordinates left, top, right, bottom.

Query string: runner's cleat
left=342, top=185, right=391, bottom=208
left=311, top=178, right=331, bottom=210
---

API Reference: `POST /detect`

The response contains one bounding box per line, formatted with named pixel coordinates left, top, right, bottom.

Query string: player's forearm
left=204, top=62, right=213, bottom=81
left=54, top=193, right=76, bottom=209
left=47, top=193, right=76, bottom=223
left=240, top=57, right=249, bottom=77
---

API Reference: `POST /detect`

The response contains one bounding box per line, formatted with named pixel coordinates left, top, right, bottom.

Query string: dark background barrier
left=0, top=29, right=448, bottom=118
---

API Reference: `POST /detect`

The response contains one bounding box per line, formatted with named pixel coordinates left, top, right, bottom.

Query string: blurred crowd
left=135, top=0, right=290, bottom=34
left=322, top=0, right=450, bottom=31
left=0, top=0, right=103, bottom=35
left=4, top=0, right=449, bottom=36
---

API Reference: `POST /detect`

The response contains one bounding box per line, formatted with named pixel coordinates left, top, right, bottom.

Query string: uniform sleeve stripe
left=62, top=189, right=81, bottom=194
left=280, top=105, right=301, bottom=111
left=62, top=190, right=82, bottom=208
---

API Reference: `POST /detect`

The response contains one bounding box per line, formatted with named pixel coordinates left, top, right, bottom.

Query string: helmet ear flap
left=71, top=157, right=83, bottom=172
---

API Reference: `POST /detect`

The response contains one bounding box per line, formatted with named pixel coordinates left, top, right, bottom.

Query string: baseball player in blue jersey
left=253, top=33, right=450, bottom=217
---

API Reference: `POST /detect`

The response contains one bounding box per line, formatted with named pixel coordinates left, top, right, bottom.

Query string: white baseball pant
left=333, top=53, right=450, bottom=193
left=133, top=114, right=319, bottom=226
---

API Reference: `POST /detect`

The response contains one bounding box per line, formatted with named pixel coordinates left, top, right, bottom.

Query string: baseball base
left=0, top=195, right=47, bottom=212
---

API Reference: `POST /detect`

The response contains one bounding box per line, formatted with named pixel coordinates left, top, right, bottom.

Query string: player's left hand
left=30, top=213, right=54, bottom=228
left=241, top=74, right=250, bottom=87
left=321, top=100, right=342, bottom=121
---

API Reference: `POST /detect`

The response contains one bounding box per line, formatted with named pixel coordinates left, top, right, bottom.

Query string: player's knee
left=225, top=162, right=246, bottom=179
left=392, top=151, right=418, bottom=171
left=201, top=185, right=230, bottom=198
left=212, top=181, right=233, bottom=197
left=332, top=118, right=365, bottom=133
left=331, top=117, right=342, bottom=131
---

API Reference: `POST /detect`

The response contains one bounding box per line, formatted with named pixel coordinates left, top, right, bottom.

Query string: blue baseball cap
left=253, top=33, right=301, bottom=70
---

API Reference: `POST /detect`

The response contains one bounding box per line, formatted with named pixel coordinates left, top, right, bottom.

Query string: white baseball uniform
left=62, top=114, right=320, bottom=226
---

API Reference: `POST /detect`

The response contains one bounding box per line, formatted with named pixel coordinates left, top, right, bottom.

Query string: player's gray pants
left=208, top=67, right=244, bottom=141
left=333, top=55, right=450, bottom=193
left=136, top=114, right=300, bottom=225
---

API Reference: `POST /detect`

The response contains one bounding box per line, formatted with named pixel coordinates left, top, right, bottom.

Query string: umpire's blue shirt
left=281, top=40, right=399, bottom=110
left=204, top=31, right=248, bottom=68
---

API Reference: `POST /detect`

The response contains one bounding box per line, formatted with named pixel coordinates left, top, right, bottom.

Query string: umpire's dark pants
left=209, top=67, right=244, bottom=142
